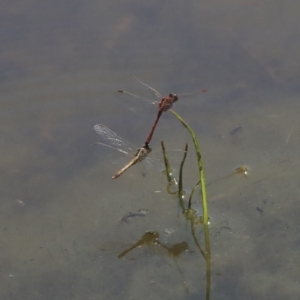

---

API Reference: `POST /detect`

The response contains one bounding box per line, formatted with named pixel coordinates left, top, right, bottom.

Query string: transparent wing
left=143, top=157, right=164, bottom=173
left=130, top=74, right=162, bottom=99
left=91, top=142, right=131, bottom=157
left=90, top=141, right=135, bottom=166
left=93, top=124, right=136, bottom=154
left=118, top=90, right=159, bottom=107
left=179, top=89, right=207, bottom=98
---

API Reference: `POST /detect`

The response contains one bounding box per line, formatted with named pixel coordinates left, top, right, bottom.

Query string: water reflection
left=117, top=231, right=190, bottom=293
left=117, top=231, right=189, bottom=259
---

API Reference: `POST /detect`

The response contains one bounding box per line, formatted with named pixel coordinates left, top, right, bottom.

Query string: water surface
left=1, top=1, right=300, bottom=299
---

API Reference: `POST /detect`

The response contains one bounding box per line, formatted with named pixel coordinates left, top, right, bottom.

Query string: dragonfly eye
left=170, top=93, right=178, bottom=102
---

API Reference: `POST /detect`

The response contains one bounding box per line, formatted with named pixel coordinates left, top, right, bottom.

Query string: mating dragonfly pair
left=94, top=74, right=206, bottom=179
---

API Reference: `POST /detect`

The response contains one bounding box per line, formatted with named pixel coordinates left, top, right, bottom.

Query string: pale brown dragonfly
left=93, top=124, right=153, bottom=179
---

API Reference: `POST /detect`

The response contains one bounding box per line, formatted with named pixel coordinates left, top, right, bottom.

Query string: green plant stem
left=170, top=109, right=211, bottom=299
left=170, top=110, right=209, bottom=225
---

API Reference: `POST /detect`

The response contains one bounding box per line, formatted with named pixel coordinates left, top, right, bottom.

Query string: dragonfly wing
left=94, top=124, right=136, bottom=153
left=91, top=142, right=136, bottom=167
left=91, top=142, right=130, bottom=156
left=143, top=157, right=164, bottom=173
left=118, top=90, right=159, bottom=106
left=130, top=74, right=162, bottom=99
left=179, top=89, right=207, bottom=98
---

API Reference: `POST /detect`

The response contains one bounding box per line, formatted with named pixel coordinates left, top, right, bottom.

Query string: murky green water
left=1, top=1, right=300, bottom=299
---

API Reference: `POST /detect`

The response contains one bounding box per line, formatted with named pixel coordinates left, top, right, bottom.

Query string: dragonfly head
left=169, top=93, right=178, bottom=102
left=143, top=143, right=152, bottom=153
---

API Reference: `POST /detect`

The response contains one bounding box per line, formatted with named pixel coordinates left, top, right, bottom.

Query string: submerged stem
left=178, top=143, right=188, bottom=211
left=170, top=109, right=211, bottom=300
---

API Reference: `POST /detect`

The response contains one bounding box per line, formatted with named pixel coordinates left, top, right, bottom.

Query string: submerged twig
left=161, top=140, right=178, bottom=194
left=188, top=180, right=200, bottom=210
left=161, top=140, right=173, bottom=183
left=178, top=143, right=188, bottom=211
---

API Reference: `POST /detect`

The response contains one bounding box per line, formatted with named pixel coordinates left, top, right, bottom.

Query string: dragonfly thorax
left=135, top=145, right=151, bottom=162
left=159, top=94, right=178, bottom=112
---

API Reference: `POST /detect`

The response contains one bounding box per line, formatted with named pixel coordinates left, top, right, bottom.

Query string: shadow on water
left=117, top=231, right=190, bottom=293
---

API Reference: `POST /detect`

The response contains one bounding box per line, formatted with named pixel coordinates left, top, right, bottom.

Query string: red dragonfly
left=119, top=74, right=207, bottom=145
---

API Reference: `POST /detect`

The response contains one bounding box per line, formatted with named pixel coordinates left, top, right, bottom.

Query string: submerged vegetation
left=112, top=110, right=212, bottom=297
left=162, top=110, right=211, bottom=298
left=95, top=76, right=212, bottom=298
